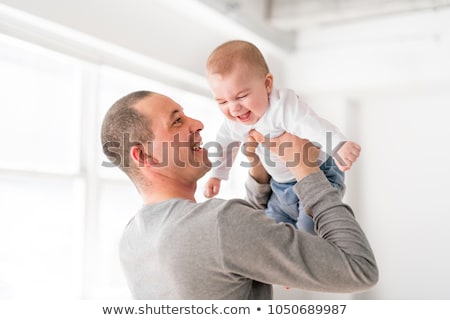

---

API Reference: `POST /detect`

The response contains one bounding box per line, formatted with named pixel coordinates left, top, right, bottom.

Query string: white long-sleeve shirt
left=210, top=88, right=347, bottom=183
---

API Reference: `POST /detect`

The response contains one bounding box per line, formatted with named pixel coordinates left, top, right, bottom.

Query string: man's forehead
left=135, top=94, right=180, bottom=116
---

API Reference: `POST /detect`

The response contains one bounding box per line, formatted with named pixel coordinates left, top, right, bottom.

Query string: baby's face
left=207, top=65, right=273, bottom=126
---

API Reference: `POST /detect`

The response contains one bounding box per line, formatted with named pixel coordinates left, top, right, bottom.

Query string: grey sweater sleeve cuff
left=293, top=171, right=350, bottom=218
left=245, top=173, right=272, bottom=210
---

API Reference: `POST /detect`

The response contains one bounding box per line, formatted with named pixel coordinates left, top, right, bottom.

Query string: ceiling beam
left=196, top=0, right=296, bottom=52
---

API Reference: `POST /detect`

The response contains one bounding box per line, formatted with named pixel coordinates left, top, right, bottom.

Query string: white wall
left=286, top=8, right=450, bottom=299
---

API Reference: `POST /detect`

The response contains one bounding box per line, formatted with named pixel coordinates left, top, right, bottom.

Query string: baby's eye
left=218, top=101, right=227, bottom=105
left=237, top=95, right=247, bottom=100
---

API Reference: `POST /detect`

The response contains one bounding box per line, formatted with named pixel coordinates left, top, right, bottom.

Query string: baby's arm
left=334, top=141, right=361, bottom=172
left=204, top=177, right=221, bottom=198
left=204, top=121, right=242, bottom=198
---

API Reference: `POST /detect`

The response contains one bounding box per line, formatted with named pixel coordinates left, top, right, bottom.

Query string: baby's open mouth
left=237, top=111, right=251, bottom=121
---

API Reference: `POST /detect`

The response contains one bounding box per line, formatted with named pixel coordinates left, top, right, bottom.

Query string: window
left=0, top=35, right=82, bottom=174
left=0, top=33, right=248, bottom=299
left=0, top=35, right=84, bottom=299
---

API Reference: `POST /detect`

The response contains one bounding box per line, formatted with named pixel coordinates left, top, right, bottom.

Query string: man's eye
left=173, top=118, right=182, bottom=125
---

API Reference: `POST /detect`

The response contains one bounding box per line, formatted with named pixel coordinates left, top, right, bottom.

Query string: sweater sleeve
left=217, top=171, right=378, bottom=293
left=244, top=173, right=272, bottom=210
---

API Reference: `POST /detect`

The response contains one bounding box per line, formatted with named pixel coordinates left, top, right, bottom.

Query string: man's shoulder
left=133, top=198, right=258, bottom=228
left=201, top=197, right=258, bottom=220
left=204, top=197, right=255, bottom=211
left=212, top=199, right=266, bottom=232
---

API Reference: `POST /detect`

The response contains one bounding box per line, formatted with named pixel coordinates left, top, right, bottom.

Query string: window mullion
left=78, top=62, right=101, bottom=298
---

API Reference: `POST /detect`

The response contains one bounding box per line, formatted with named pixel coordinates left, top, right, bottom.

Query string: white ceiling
left=1, top=0, right=449, bottom=93
left=197, top=0, right=450, bottom=51
left=203, top=0, right=450, bottom=30
left=269, top=0, right=450, bottom=29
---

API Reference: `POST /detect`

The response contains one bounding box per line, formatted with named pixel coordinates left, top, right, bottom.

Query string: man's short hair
left=101, top=90, right=154, bottom=184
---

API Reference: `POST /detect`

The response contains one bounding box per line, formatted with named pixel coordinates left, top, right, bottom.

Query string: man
left=101, top=90, right=378, bottom=299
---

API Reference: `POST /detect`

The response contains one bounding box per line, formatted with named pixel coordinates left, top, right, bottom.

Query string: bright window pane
left=0, top=36, right=82, bottom=174
left=0, top=175, right=84, bottom=299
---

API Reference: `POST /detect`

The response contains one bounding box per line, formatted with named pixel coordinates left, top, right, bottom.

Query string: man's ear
left=130, top=145, right=158, bottom=167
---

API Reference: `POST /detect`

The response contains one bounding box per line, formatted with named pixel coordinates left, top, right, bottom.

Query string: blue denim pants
left=265, top=157, right=345, bottom=234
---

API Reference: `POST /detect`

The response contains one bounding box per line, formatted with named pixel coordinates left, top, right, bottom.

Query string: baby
left=203, top=40, right=360, bottom=234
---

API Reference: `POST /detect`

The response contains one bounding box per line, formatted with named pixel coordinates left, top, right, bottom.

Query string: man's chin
left=202, top=157, right=213, bottom=172
left=194, top=163, right=211, bottom=184
left=200, top=149, right=212, bottom=169
left=190, top=152, right=212, bottom=179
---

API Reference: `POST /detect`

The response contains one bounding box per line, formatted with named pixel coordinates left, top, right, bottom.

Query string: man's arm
left=245, top=172, right=271, bottom=210
left=220, top=172, right=378, bottom=293
left=219, top=131, right=378, bottom=293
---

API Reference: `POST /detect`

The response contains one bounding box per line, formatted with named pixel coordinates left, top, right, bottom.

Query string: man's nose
left=188, top=116, right=204, bottom=133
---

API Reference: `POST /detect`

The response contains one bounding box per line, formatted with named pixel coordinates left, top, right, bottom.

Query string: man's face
left=207, top=64, right=273, bottom=126
left=134, top=94, right=211, bottom=182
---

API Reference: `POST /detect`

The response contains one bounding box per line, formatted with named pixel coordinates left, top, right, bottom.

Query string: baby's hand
left=333, top=141, right=361, bottom=172
left=204, top=177, right=221, bottom=198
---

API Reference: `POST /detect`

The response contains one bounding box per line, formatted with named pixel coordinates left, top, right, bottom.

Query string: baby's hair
left=206, top=40, right=269, bottom=77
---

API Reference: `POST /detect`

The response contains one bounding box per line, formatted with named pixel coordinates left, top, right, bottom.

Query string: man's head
left=101, top=91, right=154, bottom=188
left=206, top=40, right=273, bottom=126
left=101, top=91, right=210, bottom=191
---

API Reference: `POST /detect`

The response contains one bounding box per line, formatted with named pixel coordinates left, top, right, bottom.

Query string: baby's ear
left=265, top=73, right=274, bottom=93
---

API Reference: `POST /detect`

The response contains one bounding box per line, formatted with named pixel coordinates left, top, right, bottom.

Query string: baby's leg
left=265, top=180, right=297, bottom=226
left=268, top=180, right=315, bottom=234
left=265, top=180, right=316, bottom=235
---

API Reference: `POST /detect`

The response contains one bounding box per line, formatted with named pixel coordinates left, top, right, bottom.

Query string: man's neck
left=141, top=174, right=197, bottom=204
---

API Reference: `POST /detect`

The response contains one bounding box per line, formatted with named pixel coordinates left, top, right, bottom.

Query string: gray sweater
left=119, top=171, right=378, bottom=299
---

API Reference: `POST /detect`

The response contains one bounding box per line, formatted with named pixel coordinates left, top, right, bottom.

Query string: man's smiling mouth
left=191, top=141, right=202, bottom=151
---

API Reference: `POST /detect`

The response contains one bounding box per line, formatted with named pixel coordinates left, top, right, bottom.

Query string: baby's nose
left=229, top=101, right=242, bottom=113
